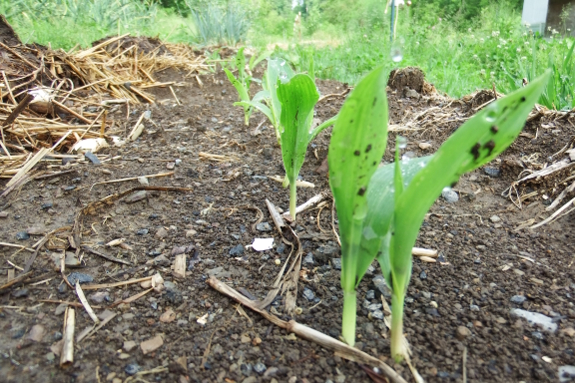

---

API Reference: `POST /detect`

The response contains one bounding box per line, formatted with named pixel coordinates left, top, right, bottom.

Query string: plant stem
left=341, top=290, right=357, bottom=346
left=390, top=291, right=406, bottom=362
left=289, top=180, right=297, bottom=220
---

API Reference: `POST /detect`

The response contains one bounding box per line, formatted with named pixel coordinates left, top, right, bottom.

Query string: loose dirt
left=1, top=51, right=575, bottom=383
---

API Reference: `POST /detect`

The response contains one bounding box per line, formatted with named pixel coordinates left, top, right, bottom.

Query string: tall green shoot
left=328, top=66, right=390, bottom=344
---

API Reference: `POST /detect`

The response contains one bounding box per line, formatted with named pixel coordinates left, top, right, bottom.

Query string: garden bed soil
left=1, top=63, right=575, bottom=383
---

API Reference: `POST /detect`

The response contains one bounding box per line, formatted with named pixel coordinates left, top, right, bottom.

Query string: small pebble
left=332, top=258, right=342, bottom=270
left=303, top=253, right=314, bottom=265
left=254, top=362, right=267, bottom=374
left=511, top=295, right=527, bottom=304
left=240, top=363, right=253, bottom=376
left=490, top=215, right=501, bottom=223
left=441, top=188, right=459, bottom=203
left=67, top=272, right=94, bottom=285
left=470, top=304, right=480, bottom=311
left=41, top=202, right=53, bottom=210
left=136, top=228, right=149, bottom=236
left=419, top=271, right=427, bottom=280
left=125, top=364, right=141, bottom=376
left=484, top=167, right=501, bottom=177
left=456, top=325, right=471, bottom=340
left=303, top=287, right=315, bottom=301
left=16, top=231, right=30, bottom=240
left=256, top=222, right=272, bottom=232
left=12, top=288, right=29, bottom=298
left=229, top=244, right=244, bottom=256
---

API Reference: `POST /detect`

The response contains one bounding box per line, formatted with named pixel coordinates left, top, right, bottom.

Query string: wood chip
left=141, top=335, right=164, bottom=354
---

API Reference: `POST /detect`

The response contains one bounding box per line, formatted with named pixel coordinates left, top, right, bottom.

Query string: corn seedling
left=236, top=59, right=336, bottom=218
left=235, top=58, right=295, bottom=142
left=328, top=67, right=550, bottom=359
left=277, top=74, right=337, bottom=220
left=224, top=48, right=253, bottom=126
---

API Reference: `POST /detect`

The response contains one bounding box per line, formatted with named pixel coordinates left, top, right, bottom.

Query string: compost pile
left=1, top=15, right=575, bottom=383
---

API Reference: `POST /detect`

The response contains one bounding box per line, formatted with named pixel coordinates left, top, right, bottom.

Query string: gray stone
left=510, top=308, right=558, bottom=333
left=366, top=290, right=375, bottom=300
left=16, top=231, right=30, bottom=240
left=253, top=362, right=267, bottom=374
left=12, top=288, right=28, bottom=298
left=303, top=253, right=315, bottom=265
left=470, top=304, right=480, bottom=311
left=511, top=295, right=527, bottom=304
left=456, top=325, right=471, bottom=340
left=490, top=215, right=501, bottom=223
left=371, top=310, right=384, bottom=320
left=441, top=188, right=459, bottom=203
left=484, top=167, right=501, bottom=177
left=67, top=272, right=93, bottom=285
left=163, top=281, right=177, bottom=292
left=136, top=228, right=149, bottom=236
left=84, top=151, right=101, bottom=165
left=303, top=287, right=315, bottom=301
left=45, top=352, right=55, bottom=362
left=229, top=244, right=244, bottom=256
left=240, top=363, right=253, bottom=376
left=125, top=364, right=141, bottom=376
left=419, top=271, right=427, bottom=280
left=331, top=258, right=342, bottom=270
left=256, top=222, right=272, bottom=232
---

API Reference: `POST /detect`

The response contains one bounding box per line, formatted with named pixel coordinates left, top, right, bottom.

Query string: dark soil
left=1, top=63, right=575, bottom=383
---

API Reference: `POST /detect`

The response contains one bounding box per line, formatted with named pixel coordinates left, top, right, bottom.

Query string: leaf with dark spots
left=365, top=144, right=372, bottom=153
left=354, top=150, right=361, bottom=156
left=471, top=143, right=481, bottom=160
left=490, top=125, right=499, bottom=133
left=358, top=187, right=366, bottom=196
left=483, top=140, right=495, bottom=156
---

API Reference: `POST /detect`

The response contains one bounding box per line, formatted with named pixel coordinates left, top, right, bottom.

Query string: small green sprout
left=328, top=67, right=550, bottom=356
left=235, top=58, right=295, bottom=142
left=224, top=47, right=253, bottom=126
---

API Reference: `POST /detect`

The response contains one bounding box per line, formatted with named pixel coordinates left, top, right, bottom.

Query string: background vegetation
left=1, top=0, right=573, bottom=109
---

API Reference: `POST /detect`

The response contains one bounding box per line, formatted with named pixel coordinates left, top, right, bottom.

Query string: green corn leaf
left=264, top=59, right=295, bottom=134
left=234, top=100, right=273, bottom=124
left=224, top=68, right=249, bottom=102
left=360, top=156, right=431, bottom=286
left=386, top=69, right=551, bottom=362
left=277, top=74, right=319, bottom=219
left=328, top=65, right=389, bottom=346
left=309, top=114, right=338, bottom=142
left=235, top=47, right=247, bottom=85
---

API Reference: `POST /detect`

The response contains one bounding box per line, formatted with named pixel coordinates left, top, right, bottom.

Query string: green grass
left=266, top=1, right=574, bottom=110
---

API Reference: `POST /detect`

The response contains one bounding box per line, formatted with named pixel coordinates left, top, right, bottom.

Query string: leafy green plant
left=235, top=58, right=336, bottom=219
left=328, top=66, right=550, bottom=359
left=235, top=58, right=295, bottom=142
left=224, top=47, right=253, bottom=126
left=277, top=74, right=337, bottom=219
left=185, top=1, right=249, bottom=45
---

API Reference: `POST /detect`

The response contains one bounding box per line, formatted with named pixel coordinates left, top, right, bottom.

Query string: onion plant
left=328, top=66, right=550, bottom=359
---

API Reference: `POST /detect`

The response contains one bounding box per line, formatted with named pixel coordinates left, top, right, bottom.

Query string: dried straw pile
left=0, top=15, right=210, bottom=190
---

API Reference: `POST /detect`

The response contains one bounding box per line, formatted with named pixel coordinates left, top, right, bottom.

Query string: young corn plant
left=329, top=67, right=551, bottom=359
left=224, top=47, right=253, bottom=126
left=235, top=58, right=295, bottom=142
left=276, top=74, right=337, bottom=220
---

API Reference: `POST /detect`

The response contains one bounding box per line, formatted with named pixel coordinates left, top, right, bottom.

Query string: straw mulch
left=0, top=15, right=210, bottom=191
